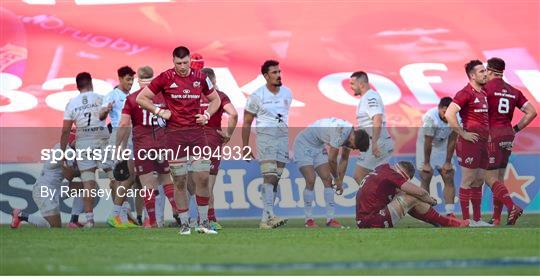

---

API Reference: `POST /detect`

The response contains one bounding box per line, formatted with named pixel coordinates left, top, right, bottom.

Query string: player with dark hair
left=243, top=59, right=292, bottom=229
left=350, top=71, right=395, bottom=190
left=136, top=46, right=221, bottom=235
left=484, top=57, right=537, bottom=225
left=444, top=60, right=493, bottom=227
left=60, top=72, right=110, bottom=228
left=355, top=161, right=469, bottom=228
left=294, top=118, right=369, bottom=228
left=416, top=97, right=458, bottom=217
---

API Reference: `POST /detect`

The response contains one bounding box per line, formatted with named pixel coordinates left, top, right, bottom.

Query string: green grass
left=1, top=215, right=539, bottom=275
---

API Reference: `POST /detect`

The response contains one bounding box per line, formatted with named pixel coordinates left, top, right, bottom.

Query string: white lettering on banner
left=0, top=73, right=38, bottom=112
left=213, top=169, right=250, bottom=209
left=318, top=72, right=401, bottom=106
left=42, top=77, right=113, bottom=111
left=400, top=63, right=447, bottom=105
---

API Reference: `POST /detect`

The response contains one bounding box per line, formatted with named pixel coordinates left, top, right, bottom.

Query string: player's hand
left=461, top=131, right=479, bottom=143
left=428, top=196, right=438, bottom=206
left=242, top=146, right=255, bottom=162
left=440, top=162, right=454, bottom=175
left=217, top=130, right=231, bottom=144
left=195, top=114, right=208, bottom=125
left=372, top=143, right=381, bottom=158
left=421, top=163, right=433, bottom=173
left=160, top=109, right=171, bottom=120
left=334, top=182, right=344, bottom=195
left=106, top=101, right=114, bottom=112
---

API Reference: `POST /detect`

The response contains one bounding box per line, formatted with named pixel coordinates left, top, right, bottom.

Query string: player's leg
left=139, top=172, right=159, bottom=228
left=66, top=182, right=84, bottom=228
left=419, top=167, right=434, bottom=192
left=438, top=166, right=456, bottom=217
left=299, top=165, right=317, bottom=228
left=315, top=162, right=342, bottom=228
left=405, top=196, right=469, bottom=227
left=191, top=157, right=218, bottom=233
left=170, top=158, right=191, bottom=234
left=489, top=167, right=505, bottom=225
left=485, top=168, right=522, bottom=225
left=79, top=168, right=98, bottom=228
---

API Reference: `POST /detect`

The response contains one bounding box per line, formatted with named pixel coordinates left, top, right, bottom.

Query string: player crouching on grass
left=11, top=133, right=85, bottom=228
left=355, top=161, right=469, bottom=229
left=293, top=118, right=369, bottom=228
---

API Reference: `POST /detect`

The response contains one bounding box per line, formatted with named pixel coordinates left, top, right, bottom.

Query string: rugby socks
left=120, top=202, right=129, bottom=223
left=410, top=207, right=452, bottom=227
left=303, top=188, right=315, bottom=220
left=111, top=204, right=122, bottom=217
left=445, top=204, right=455, bottom=215
left=324, top=187, right=336, bottom=222
left=163, top=183, right=178, bottom=211
left=208, top=208, right=217, bottom=222
left=178, top=208, right=189, bottom=226
left=263, top=184, right=275, bottom=219
left=492, top=181, right=514, bottom=211
left=28, top=214, right=50, bottom=228
left=85, top=212, right=94, bottom=223
left=143, top=188, right=156, bottom=224
left=196, top=195, right=209, bottom=223
left=492, top=196, right=503, bottom=221
left=459, top=188, right=471, bottom=220
left=155, top=186, right=165, bottom=224
left=471, top=186, right=483, bottom=221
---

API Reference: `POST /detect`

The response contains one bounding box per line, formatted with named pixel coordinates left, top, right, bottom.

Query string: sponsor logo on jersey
left=465, top=157, right=474, bottom=165
left=193, top=81, right=201, bottom=88
left=183, top=89, right=190, bottom=94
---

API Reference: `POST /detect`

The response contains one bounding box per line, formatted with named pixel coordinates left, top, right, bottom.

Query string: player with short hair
left=242, top=60, right=292, bottom=229
left=416, top=97, right=458, bottom=217
left=136, top=46, right=221, bottom=235
left=116, top=66, right=180, bottom=229
left=355, top=161, right=468, bottom=228
left=11, top=135, right=83, bottom=228
left=99, top=66, right=141, bottom=227
left=350, top=71, right=395, bottom=188
left=199, top=67, right=238, bottom=230
left=60, top=72, right=110, bottom=228
left=484, top=57, right=537, bottom=225
left=444, top=60, right=492, bottom=227
left=294, top=118, right=370, bottom=228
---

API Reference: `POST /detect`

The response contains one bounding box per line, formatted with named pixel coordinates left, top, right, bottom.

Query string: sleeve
left=220, top=93, right=232, bottom=108
left=202, top=75, right=214, bottom=96
left=245, top=94, right=260, bottom=115
left=101, top=91, right=114, bottom=108
left=122, top=97, right=132, bottom=115
left=422, top=114, right=436, bottom=137
left=63, top=101, right=73, bottom=120
left=515, top=89, right=529, bottom=110
left=147, top=72, right=167, bottom=95
left=365, top=95, right=384, bottom=118
left=452, top=90, right=470, bottom=109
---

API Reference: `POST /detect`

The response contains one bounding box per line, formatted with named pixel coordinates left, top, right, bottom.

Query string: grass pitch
left=1, top=214, right=539, bottom=275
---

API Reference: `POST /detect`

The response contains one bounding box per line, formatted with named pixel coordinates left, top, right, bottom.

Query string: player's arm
left=328, top=146, right=339, bottom=180
left=337, top=147, right=351, bottom=195
left=514, top=103, right=537, bottom=133
left=222, top=102, right=238, bottom=142
left=422, top=135, right=434, bottom=172
left=136, top=86, right=170, bottom=120
left=205, top=90, right=222, bottom=118
left=116, top=114, right=132, bottom=153
left=242, top=111, right=256, bottom=160
left=445, top=103, right=478, bottom=142
left=400, top=182, right=437, bottom=205
left=99, top=103, right=113, bottom=121
left=371, top=114, right=382, bottom=157
left=60, top=120, right=73, bottom=154
left=442, top=131, right=457, bottom=172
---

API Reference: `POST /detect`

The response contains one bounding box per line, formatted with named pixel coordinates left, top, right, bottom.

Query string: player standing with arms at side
left=243, top=60, right=292, bottom=229
left=484, top=57, right=537, bottom=225
left=137, top=46, right=221, bottom=235
left=350, top=71, right=394, bottom=186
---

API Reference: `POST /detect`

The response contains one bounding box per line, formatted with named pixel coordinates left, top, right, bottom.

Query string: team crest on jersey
left=183, top=89, right=190, bottom=94
left=193, top=81, right=201, bottom=88
left=170, top=83, right=178, bottom=88
left=474, top=97, right=480, bottom=103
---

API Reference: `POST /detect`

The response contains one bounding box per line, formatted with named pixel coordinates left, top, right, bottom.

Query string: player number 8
left=498, top=98, right=509, bottom=114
